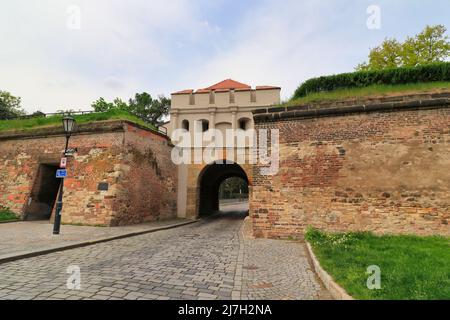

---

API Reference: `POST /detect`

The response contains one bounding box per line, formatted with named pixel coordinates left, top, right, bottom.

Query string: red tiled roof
left=172, top=79, right=279, bottom=95
left=172, top=89, right=194, bottom=95
left=204, top=79, right=251, bottom=91
left=195, top=89, right=211, bottom=94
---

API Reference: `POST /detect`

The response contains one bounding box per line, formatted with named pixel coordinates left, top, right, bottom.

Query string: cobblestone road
left=0, top=212, right=331, bottom=300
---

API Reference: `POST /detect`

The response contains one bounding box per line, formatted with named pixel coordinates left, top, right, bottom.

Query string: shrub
left=0, top=207, right=18, bottom=221
left=293, top=62, right=450, bottom=99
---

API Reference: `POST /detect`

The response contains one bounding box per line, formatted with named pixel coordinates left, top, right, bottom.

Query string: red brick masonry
left=251, top=93, right=450, bottom=238
left=0, top=121, right=177, bottom=226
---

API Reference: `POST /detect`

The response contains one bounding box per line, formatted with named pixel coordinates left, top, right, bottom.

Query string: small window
left=229, top=90, right=235, bottom=104
left=189, top=93, right=195, bottom=105
left=182, top=120, right=189, bottom=131
left=239, top=118, right=251, bottom=130
left=209, top=92, right=215, bottom=104
left=250, top=91, right=256, bottom=103
left=202, top=120, right=209, bottom=132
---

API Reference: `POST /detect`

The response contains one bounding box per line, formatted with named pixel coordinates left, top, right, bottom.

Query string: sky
left=1, top=0, right=449, bottom=113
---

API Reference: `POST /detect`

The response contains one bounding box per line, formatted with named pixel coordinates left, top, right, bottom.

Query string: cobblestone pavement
left=0, top=218, right=190, bottom=257
left=0, top=212, right=331, bottom=300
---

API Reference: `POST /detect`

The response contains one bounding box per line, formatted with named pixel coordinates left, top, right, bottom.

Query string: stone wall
left=251, top=93, right=450, bottom=238
left=0, top=121, right=177, bottom=226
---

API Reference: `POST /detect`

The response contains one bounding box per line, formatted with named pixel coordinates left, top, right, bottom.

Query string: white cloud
left=181, top=0, right=367, bottom=99
left=0, top=0, right=214, bottom=112
left=0, top=0, right=448, bottom=111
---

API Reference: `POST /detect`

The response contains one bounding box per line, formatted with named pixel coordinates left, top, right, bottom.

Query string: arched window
left=181, top=120, right=189, bottom=131
left=200, top=119, right=209, bottom=132
left=238, top=118, right=251, bottom=131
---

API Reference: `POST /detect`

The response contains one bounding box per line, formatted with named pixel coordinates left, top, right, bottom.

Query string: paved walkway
left=0, top=212, right=331, bottom=300
left=0, top=219, right=192, bottom=258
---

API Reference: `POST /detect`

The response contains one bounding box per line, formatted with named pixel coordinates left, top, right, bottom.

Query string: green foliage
left=293, top=62, right=450, bottom=99
left=219, top=177, right=249, bottom=200
left=306, top=228, right=450, bottom=299
left=0, top=109, right=156, bottom=132
left=0, top=207, right=18, bottom=221
left=91, top=92, right=170, bottom=126
left=305, top=226, right=368, bottom=249
left=0, top=91, right=25, bottom=120
left=285, top=81, right=450, bottom=106
left=357, top=25, right=450, bottom=71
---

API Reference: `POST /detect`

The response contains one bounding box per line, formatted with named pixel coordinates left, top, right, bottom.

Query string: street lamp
left=53, top=115, right=76, bottom=235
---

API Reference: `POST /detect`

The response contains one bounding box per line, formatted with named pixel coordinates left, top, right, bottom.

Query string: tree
left=0, top=91, right=25, bottom=120
left=356, top=25, right=450, bottom=71
left=91, top=93, right=170, bottom=126
left=91, top=97, right=113, bottom=112
left=219, top=177, right=249, bottom=200
left=356, top=39, right=403, bottom=71
left=404, top=25, right=450, bottom=66
left=128, top=93, right=170, bottom=125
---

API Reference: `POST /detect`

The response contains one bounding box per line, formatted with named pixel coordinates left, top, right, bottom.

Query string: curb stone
left=305, top=241, right=354, bottom=300
left=0, top=219, right=20, bottom=224
left=0, top=219, right=199, bottom=265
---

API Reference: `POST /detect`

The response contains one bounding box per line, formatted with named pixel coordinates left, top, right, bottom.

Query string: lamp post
left=53, top=115, right=76, bottom=235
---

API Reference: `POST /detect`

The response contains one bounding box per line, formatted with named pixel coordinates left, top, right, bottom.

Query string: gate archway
left=197, top=161, right=249, bottom=217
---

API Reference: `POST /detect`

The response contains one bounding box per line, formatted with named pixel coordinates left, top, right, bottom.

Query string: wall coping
left=0, top=120, right=169, bottom=141
left=253, top=92, right=450, bottom=123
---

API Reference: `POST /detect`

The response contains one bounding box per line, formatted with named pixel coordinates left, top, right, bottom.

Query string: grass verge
left=0, top=209, right=19, bottom=222
left=0, top=109, right=156, bottom=133
left=285, top=81, right=450, bottom=107
left=305, top=227, right=450, bottom=300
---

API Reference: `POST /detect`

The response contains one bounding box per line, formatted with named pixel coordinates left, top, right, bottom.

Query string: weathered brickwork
left=252, top=96, right=450, bottom=238
left=182, top=150, right=253, bottom=219
left=0, top=121, right=177, bottom=226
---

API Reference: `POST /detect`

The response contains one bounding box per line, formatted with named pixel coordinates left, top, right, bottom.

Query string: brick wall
left=0, top=121, right=177, bottom=226
left=251, top=94, right=450, bottom=238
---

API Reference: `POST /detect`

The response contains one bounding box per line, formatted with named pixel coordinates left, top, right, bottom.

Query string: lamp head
left=62, top=115, right=76, bottom=136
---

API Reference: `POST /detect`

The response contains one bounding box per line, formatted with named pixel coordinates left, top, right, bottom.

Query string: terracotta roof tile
left=172, top=89, right=194, bottom=95
left=172, top=79, right=280, bottom=96
left=195, top=89, right=211, bottom=94
left=204, top=79, right=251, bottom=91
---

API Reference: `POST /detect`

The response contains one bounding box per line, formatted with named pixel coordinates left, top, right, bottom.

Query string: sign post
left=53, top=166, right=67, bottom=235
left=56, top=169, right=68, bottom=178
left=60, top=157, right=67, bottom=168
left=53, top=115, right=76, bottom=235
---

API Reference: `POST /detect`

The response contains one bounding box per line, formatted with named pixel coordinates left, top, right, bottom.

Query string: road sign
left=60, top=157, right=67, bottom=168
left=56, top=169, right=67, bottom=178
left=65, top=148, right=77, bottom=157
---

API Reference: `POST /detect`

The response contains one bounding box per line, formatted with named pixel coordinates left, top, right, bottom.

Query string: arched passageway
left=198, top=161, right=249, bottom=217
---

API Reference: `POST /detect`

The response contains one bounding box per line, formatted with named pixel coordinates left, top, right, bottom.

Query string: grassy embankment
left=284, top=81, right=450, bottom=107
left=306, top=228, right=450, bottom=300
left=0, top=109, right=156, bottom=133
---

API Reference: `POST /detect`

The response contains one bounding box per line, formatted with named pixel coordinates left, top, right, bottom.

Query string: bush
left=0, top=207, right=18, bottom=221
left=293, top=62, right=450, bottom=99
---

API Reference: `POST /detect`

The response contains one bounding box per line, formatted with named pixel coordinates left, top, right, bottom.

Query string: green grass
left=306, top=227, right=450, bottom=300
left=0, top=209, right=18, bottom=222
left=0, top=109, right=156, bottom=133
left=284, top=81, right=450, bottom=107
